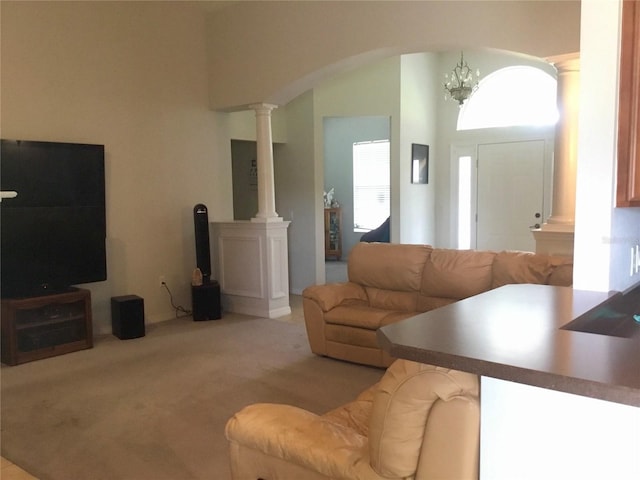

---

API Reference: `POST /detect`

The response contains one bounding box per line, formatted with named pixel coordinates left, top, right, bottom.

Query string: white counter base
left=480, top=376, right=640, bottom=480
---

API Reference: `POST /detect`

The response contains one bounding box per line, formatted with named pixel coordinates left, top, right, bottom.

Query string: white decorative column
left=250, top=103, right=280, bottom=222
left=533, top=53, right=580, bottom=257
left=211, top=103, right=291, bottom=318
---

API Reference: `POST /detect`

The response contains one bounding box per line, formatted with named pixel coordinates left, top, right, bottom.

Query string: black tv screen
left=1, top=139, right=107, bottom=298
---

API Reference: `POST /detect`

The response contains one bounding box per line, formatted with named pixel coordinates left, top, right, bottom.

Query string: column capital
left=547, top=52, right=580, bottom=73
left=248, top=103, right=279, bottom=114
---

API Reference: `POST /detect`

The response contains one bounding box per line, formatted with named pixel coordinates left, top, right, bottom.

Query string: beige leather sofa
left=303, top=242, right=573, bottom=367
left=226, top=359, right=480, bottom=480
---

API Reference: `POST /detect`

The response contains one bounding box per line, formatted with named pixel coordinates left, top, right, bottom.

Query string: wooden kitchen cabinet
left=617, top=0, right=640, bottom=207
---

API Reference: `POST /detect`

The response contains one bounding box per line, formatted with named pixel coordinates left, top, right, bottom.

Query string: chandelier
left=444, top=52, right=480, bottom=106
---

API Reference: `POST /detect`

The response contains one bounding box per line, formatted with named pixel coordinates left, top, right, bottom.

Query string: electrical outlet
left=159, top=275, right=166, bottom=287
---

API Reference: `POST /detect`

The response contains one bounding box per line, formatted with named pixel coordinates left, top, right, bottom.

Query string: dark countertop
left=377, top=284, right=640, bottom=407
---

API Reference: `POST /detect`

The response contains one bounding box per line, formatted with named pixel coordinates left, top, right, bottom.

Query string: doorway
left=476, top=140, right=545, bottom=252
left=323, top=116, right=390, bottom=280
left=457, top=139, right=549, bottom=252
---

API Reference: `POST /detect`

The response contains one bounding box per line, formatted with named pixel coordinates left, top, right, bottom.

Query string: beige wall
left=275, top=92, right=317, bottom=293
left=1, top=1, right=233, bottom=332
left=206, top=0, right=580, bottom=110
left=399, top=53, right=438, bottom=246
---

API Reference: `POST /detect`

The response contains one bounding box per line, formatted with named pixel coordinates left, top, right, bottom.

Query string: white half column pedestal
left=531, top=224, right=575, bottom=257
left=211, top=221, right=291, bottom=318
left=213, top=103, right=291, bottom=318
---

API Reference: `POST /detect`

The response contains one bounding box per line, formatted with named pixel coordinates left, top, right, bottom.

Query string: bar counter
left=378, top=284, right=640, bottom=407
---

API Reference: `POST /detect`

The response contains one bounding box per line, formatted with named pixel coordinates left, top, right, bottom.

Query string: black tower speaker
left=191, top=281, right=222, bottom=321
left=111, top=295, right=145, bottom=339
left=193, top=203, right=211, bottom=283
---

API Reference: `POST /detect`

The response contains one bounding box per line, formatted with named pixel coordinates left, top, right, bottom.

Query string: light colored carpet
left=1, top=303, right=383, bottom=480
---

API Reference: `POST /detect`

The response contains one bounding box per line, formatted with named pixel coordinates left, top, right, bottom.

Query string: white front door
left=476, top=140, right=545, bottom=252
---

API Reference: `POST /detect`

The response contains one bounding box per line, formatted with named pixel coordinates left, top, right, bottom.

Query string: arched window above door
left=457, top=66, right=558, bottom=130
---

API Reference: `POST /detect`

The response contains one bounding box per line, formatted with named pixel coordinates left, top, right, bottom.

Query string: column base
left=532, top=224, right=575, bottom=257
left=251, top=215, right=283, bottom=223
left=543, top=218, right=576, bottom=231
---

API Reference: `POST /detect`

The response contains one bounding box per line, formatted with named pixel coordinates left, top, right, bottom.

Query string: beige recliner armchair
left=225, top=360, right=480, bottom=480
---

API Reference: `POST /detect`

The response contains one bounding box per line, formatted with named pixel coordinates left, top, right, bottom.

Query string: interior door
left=476, top=141, right=545, bottom=252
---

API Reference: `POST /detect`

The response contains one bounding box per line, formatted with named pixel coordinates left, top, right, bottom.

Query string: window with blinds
left=353, top=140, right=390, bottom=231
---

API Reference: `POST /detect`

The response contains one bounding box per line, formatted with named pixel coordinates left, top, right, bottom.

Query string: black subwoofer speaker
left=191, top=281, right=221, bottom=321
left=111, top=295, right=145, bottom=339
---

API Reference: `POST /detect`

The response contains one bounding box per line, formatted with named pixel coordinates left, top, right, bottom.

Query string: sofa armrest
left=225, top=403, right=369, bottom=478
left=302, top=282, right=368, bottom=312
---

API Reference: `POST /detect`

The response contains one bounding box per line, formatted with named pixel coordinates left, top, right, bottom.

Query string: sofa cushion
left=364, top=287, right=418, bottom=312
left=548, top=257, right=574, bottom=286
left=303, top=282, right=369, bottom=312
left=348, top=243, right=432, bottom=292
left=225, top=403, right=369, bottom=479
left=323, top=383, right=377, bottom=437
left=325, top=305, right=416, bottom=331
left=325, top=324, right=382, bottom=349
left=368, top=360, right=479, bottom=478
left=421, top=249, right=496, bottom=299
left=416, top=295, right=458, bottom=313
left=491, top=250, right=554, bottom=288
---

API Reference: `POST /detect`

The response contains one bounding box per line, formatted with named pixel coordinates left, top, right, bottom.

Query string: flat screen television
left=1, top=139, right=107, bottom=298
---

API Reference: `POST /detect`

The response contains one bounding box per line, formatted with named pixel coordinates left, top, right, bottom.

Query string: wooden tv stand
left=1, top=288, right=93, bottom=366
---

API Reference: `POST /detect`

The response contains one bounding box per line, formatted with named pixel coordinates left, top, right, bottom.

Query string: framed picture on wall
left=411, top=143, right=429, bottom=184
